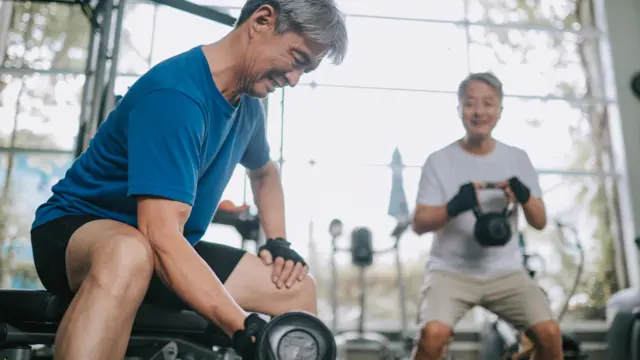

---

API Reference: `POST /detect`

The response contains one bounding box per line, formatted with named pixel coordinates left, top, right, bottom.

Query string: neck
left=201, top=31, right=248, bottom=104
left=460, top=135, right=495, bottom=155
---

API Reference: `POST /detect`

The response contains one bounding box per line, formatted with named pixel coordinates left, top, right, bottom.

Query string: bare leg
left=54, top=220, right=155, bottom=360
left=527, top=320, right=564, bottom=360
left=223, top=253, right=317, bottom=316
left=412, top=321, right=452, bottom=360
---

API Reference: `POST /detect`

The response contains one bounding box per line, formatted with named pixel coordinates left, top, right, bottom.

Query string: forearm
left=412, top=205, right=449, bottom=235
left=250, top=161, right=286, bottom=239
left=522, top=197, right=547, bottom=230
left=150, top=232, right=246, bottom=336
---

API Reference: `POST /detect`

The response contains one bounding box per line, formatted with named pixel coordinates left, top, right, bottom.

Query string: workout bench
left=0, top=289, right=236, bottom=360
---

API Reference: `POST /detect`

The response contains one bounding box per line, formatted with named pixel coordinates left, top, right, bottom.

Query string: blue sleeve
left=127, top=89, right=204, bottom=206
left=240, top=102, right=271, bottom=170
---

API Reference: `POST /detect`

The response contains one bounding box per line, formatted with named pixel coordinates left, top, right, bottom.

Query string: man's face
left=242, top=6, right=326, bottom=98
left=458, top=80, right=502, bottom=138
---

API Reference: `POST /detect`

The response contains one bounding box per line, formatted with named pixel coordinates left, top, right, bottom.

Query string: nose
left=285, top=69, right=304, bottom=87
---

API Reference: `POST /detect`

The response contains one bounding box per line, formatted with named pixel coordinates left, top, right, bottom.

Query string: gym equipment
left=478, top=222, right=587, bottom=360
left=606, top=236, right=640, bottom=360
left=212, top=200, right=260, bottom=251
left=0, top=290, right=336, bottom=360
left=472, top=183, right=515, bottom=247
left=631, top=72, right=640, bottom=100
left=257, top=311, right=336, bottom=360
left=329, top=219, right=410, bottom=360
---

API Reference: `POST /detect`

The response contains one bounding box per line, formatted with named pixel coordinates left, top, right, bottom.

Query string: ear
left=457, top=105, right=463, bottom=119
left=248, top=4, right=278, bottom=36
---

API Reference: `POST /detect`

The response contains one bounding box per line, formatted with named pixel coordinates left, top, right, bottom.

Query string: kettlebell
left=472, top=184, right=514, bottom=247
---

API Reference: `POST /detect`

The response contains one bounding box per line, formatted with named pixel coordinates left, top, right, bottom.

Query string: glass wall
left=0, top=0, right=624, bottom=330
left=266, top=0, right=621, bottom=328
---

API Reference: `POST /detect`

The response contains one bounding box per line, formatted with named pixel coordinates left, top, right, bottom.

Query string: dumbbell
left=257, top=311, right=336, bottom=360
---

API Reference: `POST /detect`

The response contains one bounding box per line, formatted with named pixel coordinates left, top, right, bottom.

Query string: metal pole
left=330, top=237, right=338, bottom=333
left=100, top=0, right=126, bottom=126
left=88, top=0, right=114, bottom=137
left=75, top=8, right=101, bottom=158
left=357, top=265, right=366, bottom=334
left=394, top=239, right=409, bottom=337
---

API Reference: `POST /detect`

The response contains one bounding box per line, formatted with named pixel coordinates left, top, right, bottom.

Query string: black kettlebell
left=472, top=183, right=514, bottom=247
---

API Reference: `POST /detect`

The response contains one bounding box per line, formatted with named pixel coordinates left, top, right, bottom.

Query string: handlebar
left=329, top=218, right=408, bottom=254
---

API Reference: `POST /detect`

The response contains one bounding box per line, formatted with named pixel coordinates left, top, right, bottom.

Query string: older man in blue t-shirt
left=29, top=1, right=348, bottom=359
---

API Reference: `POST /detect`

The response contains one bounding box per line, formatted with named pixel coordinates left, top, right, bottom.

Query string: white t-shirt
left=416, top=140, right=543, bottom=278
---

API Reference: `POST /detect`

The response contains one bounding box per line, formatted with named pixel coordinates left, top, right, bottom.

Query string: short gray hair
left=236, top=0, right=348, bottom=65
left=457, top=72, right=504, bottom=102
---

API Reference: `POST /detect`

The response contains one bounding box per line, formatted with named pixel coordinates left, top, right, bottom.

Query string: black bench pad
left=0, top=289, right=211, bottom=333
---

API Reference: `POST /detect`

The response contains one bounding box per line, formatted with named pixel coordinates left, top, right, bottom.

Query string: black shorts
left=30, top=214, right=247, bottom=309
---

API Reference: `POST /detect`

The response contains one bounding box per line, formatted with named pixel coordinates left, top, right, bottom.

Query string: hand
left=446, top=182, right=483, bottom=217
left=258, top=238, right=308, bottom=289
left=232, top=313, right=267, bottom=360
left=497, top=177, right=531, bottom=204
left=495, top=181, right=517, bottom=205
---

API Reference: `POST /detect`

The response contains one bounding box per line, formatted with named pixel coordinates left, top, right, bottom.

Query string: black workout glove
left=446, top=183, right=478, bottom=218
left=232, top=313, right=267, bottom=360
left=258, top=237, right=307, bottom=267
left=508, top=177, right=531, bottom=204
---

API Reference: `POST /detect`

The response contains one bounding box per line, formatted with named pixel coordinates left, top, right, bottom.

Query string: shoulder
left=242, top=96, right=266, bottom=118
left=426, top=142, right=460, bottom=165
left=495, top=140, right=529, bottom=160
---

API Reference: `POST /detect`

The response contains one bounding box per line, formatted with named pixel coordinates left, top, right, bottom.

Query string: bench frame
left=0, top=320, right=238, bottom=360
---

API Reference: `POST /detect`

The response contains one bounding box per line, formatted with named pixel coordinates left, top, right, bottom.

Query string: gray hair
left=236, top=0, right=348, bottom=65
left=457, top=72, right=504, bottom=102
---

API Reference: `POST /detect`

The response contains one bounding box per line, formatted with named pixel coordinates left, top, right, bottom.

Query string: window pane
left=493, top=98, right=598, bottom=171
left=1, top=151, right=74, bottom=289
left=522, top=174, right=619, bottom=320
left=265, top=90, right=284, bottom=161
left=3, top=2, right=90, bottom=72
left=338, top=0, right=464, bottom=20
left=280, top=86, right=463, bottom=166
left=150, top=6, right=239, bottom=64
left=468, top=25, right=589, bottom=98
left=118, top=2, right=158, bottom=75
left=0, top=73, right=83, bottom=151
left=303, top=18, right=468, bottom=91
left=281, top=162, right=429, bottom=327
left=467, top=0, right=581, bottom=31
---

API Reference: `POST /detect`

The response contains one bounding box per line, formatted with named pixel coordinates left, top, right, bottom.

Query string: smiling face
left=458, top=79, right=503, bottom=139
left=240, top=5, right=327, bottom=98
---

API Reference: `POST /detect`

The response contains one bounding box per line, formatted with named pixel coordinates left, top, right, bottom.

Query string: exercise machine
left=606, top=236, right=640, bottom=360
left=328, top=219, right=411, bottom=360
left=0, top=201, right=336, bottom=360
left=212, top=200, right=261, bottom=251
left=477, top=222, right=587, bottom=360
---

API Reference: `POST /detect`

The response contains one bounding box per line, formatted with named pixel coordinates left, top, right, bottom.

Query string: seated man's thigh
left=418, top=270, right=482, bottom=328
left=144, top=241, right=315, bottom=315
left=143, top=241, right=247, bottom=309
left=481, top=271, right=553, bottom=331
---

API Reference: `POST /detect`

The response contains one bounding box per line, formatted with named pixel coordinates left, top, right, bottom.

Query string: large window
left=270, top=0, right=621, bottom=328
left=0, top=0, right=624, bottom=330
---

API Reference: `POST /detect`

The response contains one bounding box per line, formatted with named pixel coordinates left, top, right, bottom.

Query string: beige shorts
left=418, top=269, right=553, bottom=331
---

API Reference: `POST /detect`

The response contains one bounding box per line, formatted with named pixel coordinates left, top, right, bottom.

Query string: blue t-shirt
left=33, top=46, right=270, bottom=245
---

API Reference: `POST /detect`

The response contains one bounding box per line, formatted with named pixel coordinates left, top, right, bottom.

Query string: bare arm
left=412, top=204, right=449, bottom=235
left=137, top=197, right=247, bottom=337
left=248, top=161, right=286, bottom=239
left=522, top=197, right=546, bottom=230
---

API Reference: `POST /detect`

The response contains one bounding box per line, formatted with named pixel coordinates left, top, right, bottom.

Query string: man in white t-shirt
left=411, top=72, right=563, bottom=360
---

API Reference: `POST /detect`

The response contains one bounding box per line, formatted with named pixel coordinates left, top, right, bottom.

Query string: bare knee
left=527, top=320, right=562, bottom=348
left=283, top=274, right=317, bottom=314
left=418, top=321, right=452, bottom=355
left=88, top=235, right=154, bottom=298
